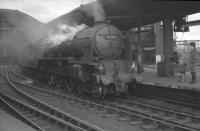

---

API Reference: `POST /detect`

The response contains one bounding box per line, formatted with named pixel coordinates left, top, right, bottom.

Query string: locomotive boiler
left=45, top=22, right=123, bottom=59
left=24, top=22, right=136, bottom=99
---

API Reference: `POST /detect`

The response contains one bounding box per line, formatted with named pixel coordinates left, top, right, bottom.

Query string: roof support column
left=136, top=22, right=144, bottom=74
left=163, top=19, right=174, bottom=76
left=154, top=22, right=164, bottom=65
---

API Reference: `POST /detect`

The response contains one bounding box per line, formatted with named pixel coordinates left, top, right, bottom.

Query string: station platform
left=134, top=65, right=200, bottom=92
left=0, top=109, right=36, bottom=131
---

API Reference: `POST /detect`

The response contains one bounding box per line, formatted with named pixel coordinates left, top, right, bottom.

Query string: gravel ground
left=133, top=96, right=200, bottom=116
left=13, top=67, right=200, bottom=130
left=27, top=89, right=144, bottom=131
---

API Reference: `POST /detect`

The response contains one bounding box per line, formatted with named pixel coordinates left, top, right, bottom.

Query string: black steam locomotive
left=23, top=22, right=136, bottom=99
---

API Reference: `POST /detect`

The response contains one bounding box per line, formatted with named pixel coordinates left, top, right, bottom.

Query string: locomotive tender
left=24, top=22, right=136, bottom=99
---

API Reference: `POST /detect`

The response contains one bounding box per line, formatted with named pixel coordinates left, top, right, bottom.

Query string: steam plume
left=47, top=23, right=88, bottom=46
left=81, top=0, right=106, bottom=22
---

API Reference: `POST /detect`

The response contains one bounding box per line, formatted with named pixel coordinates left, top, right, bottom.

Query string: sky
left=0, top=0, right=200, bottom=40
left=0, top=0, right=94, bottom=23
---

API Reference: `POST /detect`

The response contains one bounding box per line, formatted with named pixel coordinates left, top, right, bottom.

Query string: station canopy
left=0, top=9, right=44, bottom=42
left=46, top=0, right=200, bottom=31
left=0, top=9, right=42, bottom=28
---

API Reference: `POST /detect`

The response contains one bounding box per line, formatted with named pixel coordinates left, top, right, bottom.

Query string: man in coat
left=189, top=42, right=197, bottom=84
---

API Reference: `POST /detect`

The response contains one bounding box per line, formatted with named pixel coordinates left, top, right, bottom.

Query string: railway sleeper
left=160, top=115, right=177, bottom=121
left=172, top=117, right=191, bottom=124
left=102, top=113, right=119, bottom=118
left=4, top=95, right=90, bottom=131
left=14, top=69, right=200, bottom=130
left=30, top=117, right=43, bottom=122
left=18, top=109, right=32, bottom=115
left=129, top=120, right=143, bottom=126
left=141, top=124, right=158, bottom=131
left=116, top=117, right=132, bottom=121
left=187, top=123, right=200, bottom=129
left=35, top=120, right=50, bottom=126
left=149, top=111, right=165, bottom=117
left=23, top=113, right=35, bottom=118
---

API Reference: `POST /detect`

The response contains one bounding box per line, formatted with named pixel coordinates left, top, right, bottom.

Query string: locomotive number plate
left=100, top=34, right=120, bottom=40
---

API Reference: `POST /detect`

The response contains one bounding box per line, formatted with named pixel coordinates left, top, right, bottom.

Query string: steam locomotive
left=23, top=22, right=136, bottom=99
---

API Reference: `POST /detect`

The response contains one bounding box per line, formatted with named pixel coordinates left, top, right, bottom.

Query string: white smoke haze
left=20, top=23, right=88, bottom=66
left=47, top=23, right=88, bottom=46
left=81, top=0, right=106, bottom=22
left=0, top=0, right=105, bottom=66
left=0, top=19, right=44, bottom=65
left=22, top=1, right=105, bottom=65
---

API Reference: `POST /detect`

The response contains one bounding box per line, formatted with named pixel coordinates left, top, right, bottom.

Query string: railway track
left=109, top=99, right=200, bottom=128
left=14, top=66, right=200, bottom=112
left=10, top=67, right=200, bottom=131
left=134, top=92, right=200, bottom=109
left=0, top=93, right=44, bottom=131
left=19, top=64, right=200, bottom=109
left=134, top=83, right=200, bottom=109
left=0, top=66, right=104, bottom=131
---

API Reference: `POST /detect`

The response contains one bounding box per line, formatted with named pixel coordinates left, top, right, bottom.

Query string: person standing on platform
left=171, top=51, right=179, bottom=65
left=189, top=42, right=197, bottom=84
left=178, top=59, right=186, bottom=82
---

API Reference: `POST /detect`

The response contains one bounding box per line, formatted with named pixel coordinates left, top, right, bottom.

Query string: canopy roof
left=0, top=9, right=42, bottom=28
left=46, top=0, right=200, bottom=30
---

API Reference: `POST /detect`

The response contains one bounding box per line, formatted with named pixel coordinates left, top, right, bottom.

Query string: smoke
left=0, top=14, right=45, bottom=65
left=47, top=23, right=88, bottom=46
left=0, top=1, right=105, bottom=66
left=81, top=0, right=106, bottom=22
left=21, top=23, right=88, bottom=65
left=0, top=30, right=39, bottom=66
left=15, top=22, right=88, bottom=66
